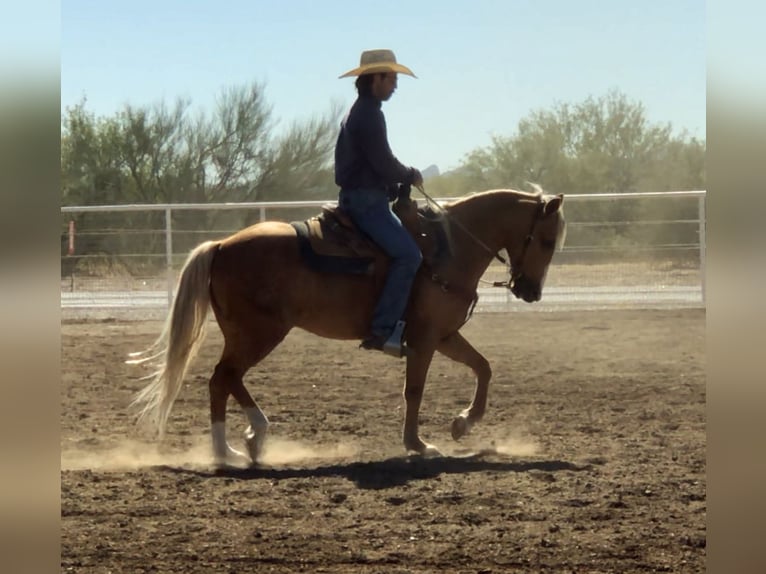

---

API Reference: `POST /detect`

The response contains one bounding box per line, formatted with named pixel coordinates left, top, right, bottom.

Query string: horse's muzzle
left=510, top=275, right=541, bottom=303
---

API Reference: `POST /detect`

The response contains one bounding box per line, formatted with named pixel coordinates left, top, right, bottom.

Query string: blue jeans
left=339, top=188, right=423, bottom=337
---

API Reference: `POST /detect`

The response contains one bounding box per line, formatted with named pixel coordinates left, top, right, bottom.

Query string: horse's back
left=220, top=220, right=297, bottom=246
left=209, top=220, right=375, bottom=338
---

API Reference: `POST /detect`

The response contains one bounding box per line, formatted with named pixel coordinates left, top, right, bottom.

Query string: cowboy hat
left=338, top=49, right=417, bottom=79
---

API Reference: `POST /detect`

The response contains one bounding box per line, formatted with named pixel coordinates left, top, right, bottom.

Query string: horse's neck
left=443, top=191, right=531, bottom=284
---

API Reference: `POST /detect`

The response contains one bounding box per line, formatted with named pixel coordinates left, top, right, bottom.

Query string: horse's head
left=507, top=192, right=566, bottom=303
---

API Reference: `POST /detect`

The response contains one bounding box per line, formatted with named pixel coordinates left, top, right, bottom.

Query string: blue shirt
left=334, top=94, right=415, bottom=193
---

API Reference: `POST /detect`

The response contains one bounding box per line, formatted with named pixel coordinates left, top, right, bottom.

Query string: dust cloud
left=60, top=437, right=360, bottom=471
left=259, top=437, right=358, bottom=466
left=442, top=434, right=542, bottom=458
left=447, top=433, right=541, bottom=458
left=60, top=432, right=537, bottom=471
left=492, top=436, right=540, bottom=456
left=60, top=439, right=213, bottom=471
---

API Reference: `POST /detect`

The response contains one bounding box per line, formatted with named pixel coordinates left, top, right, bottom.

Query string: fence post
left=698, top=195, right=706, bottom=306
left=165, top=207, right=173, bottom=308
left=68, top=220, right=75, bottom=255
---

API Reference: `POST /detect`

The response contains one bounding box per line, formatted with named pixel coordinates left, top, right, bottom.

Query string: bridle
left=493, top=199, right=546, bottom=289
left=413, top=186, right=548, bottom=307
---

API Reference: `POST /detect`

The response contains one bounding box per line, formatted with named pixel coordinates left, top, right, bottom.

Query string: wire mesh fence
left=60, top=191, right=705, bottom=318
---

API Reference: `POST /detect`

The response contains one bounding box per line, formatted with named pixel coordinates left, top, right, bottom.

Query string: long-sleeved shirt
left=334, top=94, right=416, bottom=194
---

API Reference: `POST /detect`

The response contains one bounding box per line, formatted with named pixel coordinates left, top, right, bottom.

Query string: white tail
left=129, top=240, right=219, bottom=436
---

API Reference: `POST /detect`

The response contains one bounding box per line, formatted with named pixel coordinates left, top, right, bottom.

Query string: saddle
left=290, top=197, right=450, bottom=275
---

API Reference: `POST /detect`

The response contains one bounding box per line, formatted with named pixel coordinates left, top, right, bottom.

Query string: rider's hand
left=397, top=183, right=412, bottom=203
left=410, top=168, right=424, bottom=191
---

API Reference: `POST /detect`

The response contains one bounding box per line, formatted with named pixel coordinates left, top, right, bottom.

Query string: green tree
left=61, top=82, right=341, bottom=206
left=61, top=83, right=341, bottom=274
left=426, top=90, right=705, bottom=255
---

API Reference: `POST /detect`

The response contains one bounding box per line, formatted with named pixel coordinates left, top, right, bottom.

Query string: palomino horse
left=130, top=188, right=566, bottom=466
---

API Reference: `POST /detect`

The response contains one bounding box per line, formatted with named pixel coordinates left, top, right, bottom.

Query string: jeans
left=339, top=188, right=423, bottom=336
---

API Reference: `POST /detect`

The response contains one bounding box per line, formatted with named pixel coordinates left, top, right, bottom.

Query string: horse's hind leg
left=209, top=360, right=250, bottom=465
left=210, top=322, right=288, bottom=466
left=436, top=332, right=492, bottom=441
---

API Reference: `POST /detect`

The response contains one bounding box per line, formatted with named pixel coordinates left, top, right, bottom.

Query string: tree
left=244, top=101, right=341, bottom=201
left=61, top=83, right=341, bottom=274
left=461, top=91, right=689, bottom=193
left=425, top=90, right=705, bottom=255
left=61, top=82, right=341, bottom=206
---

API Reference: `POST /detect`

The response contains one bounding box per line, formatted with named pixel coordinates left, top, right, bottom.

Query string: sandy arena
left=61, top=308, right=705, bottom=573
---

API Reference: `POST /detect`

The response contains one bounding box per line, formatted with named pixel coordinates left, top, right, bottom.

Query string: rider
left=335, top=49, right=424, bottom=356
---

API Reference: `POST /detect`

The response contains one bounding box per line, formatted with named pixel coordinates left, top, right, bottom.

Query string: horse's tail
left=128, top=240, right=220, bottom=436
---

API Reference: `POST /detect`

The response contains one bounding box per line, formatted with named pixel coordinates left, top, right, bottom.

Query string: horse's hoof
left=421, top=444, right=443, bottom=458
left=451, top=416, right=471, bottom=440
left=406, top=442, right=442, bottom=458
left=213, top=445, right=250, bottom=469
left=244, top=425, right=267, bottom=464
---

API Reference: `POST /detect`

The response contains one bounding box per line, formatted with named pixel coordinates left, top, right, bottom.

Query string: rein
left=415, top=185, right=506, bottom=264
left=414, top=186, right=544, bottom=321
left=424, top=265, right=480, bottom=327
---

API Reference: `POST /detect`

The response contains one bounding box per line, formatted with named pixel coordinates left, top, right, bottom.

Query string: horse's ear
left=543, top=194, right=564, bottom=216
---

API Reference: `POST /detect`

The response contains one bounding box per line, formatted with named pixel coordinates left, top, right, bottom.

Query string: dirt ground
left=61, top=308, right=706, bottom=573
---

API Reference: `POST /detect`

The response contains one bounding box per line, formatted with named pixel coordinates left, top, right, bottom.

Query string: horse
left=129, top=187, right=566, bottom=466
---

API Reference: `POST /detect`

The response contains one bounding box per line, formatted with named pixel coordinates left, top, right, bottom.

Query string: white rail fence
left=60, top=191, right=706, bottom=317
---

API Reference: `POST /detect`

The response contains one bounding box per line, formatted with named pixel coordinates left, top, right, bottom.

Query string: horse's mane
left=442, top=184, right=566, bottom=250
left=443, top=184, right=545, bottom=209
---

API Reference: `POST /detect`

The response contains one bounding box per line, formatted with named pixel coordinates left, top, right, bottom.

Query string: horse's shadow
left=157, top=450, right=590, bottom=490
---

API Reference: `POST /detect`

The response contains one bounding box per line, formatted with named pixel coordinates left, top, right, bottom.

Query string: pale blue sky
left=61, top=0, right=706, bottom=172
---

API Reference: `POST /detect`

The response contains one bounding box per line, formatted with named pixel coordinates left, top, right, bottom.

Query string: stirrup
left=382, top=320, right=408, bottom=358
left=360, top=320, right=408, bottom=358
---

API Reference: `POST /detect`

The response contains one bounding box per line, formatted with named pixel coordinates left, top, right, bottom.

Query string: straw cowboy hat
left=339, top=49, right=417, bottom=79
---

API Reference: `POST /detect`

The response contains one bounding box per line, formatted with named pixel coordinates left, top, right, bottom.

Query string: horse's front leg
left=402, top=345, right=441, bottom=456
left=436, top=332, right=492, bottom=441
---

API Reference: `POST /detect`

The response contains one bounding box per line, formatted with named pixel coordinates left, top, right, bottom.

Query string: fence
left=60, top=191, right=706, bottom=318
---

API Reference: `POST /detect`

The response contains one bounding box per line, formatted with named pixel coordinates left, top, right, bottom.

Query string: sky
left=60, top=0, right=706, bottom=173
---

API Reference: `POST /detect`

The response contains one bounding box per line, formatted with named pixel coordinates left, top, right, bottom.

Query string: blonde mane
left=442, top=184, right=566, bottom=251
